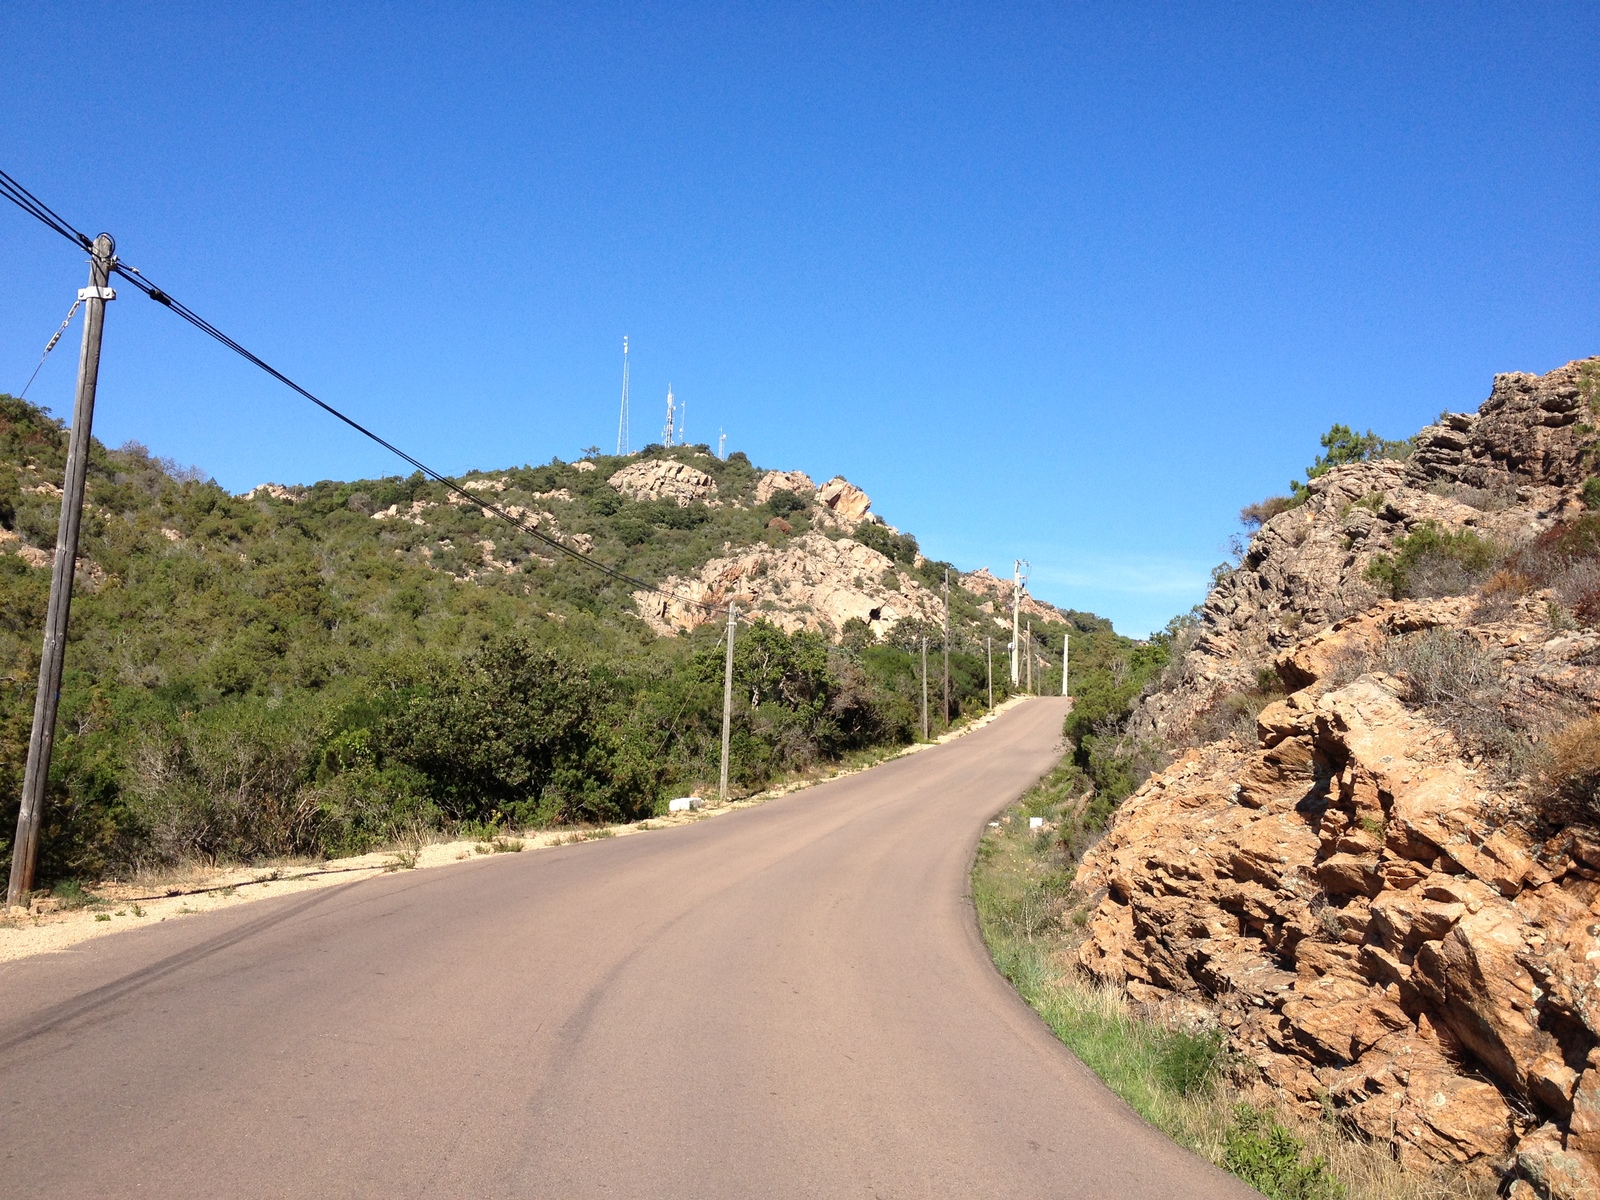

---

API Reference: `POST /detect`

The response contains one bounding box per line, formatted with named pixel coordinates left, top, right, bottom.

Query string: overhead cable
left=0, top=167, right=732, bottom=618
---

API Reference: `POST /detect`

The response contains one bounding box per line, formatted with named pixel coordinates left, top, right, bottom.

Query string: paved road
left=0, top=698, right=1250, bottom=1198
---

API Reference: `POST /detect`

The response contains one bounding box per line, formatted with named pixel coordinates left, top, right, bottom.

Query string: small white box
left=1028, top=816, right=1044, bottom=830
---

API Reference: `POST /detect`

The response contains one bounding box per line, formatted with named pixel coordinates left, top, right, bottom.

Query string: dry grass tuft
left=1535, top=715, right=1600, bottom=824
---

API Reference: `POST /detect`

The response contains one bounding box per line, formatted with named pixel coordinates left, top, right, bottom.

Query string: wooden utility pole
left=941, top=568, right=950, bottom=727
left=1062, top=632, right=1070, bottom=698
left=8, top=234, right=115, bottom=910
left=986, top=636, right=993, bottom=709
left=1026, top=618, right=1033, bottom=693
left=920, top=636, right=928, bottom=741
left=719, top=602, right=737, bottom=802
left=1009, top=560, right=1021, bottom=686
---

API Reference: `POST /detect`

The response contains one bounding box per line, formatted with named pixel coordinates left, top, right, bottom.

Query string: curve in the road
left=0, top=697, right=1252, bottom=1198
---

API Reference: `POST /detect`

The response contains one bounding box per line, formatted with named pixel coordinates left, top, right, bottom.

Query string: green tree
left=1288, top=423, right=1412, bottom=495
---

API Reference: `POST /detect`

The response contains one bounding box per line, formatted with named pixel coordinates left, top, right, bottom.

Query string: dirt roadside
left=1, top=695, right=1034, bottom=963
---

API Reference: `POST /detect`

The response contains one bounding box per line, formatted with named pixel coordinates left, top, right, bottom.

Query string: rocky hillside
left=1134, top=360, right=1597, bottom=750
left=0, top=397, right=1106, bottom=886
left=241, top=446, right=1068, bottom=649
left=1074, top=358, right=1600, bottom=1195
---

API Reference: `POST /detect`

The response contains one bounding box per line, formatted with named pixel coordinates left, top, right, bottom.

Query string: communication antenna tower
left=718, top=428, right=726, bottom=460
left=677, top=394, right=687, bottom=447
left=663, top=385, right=676, bottom=447
left=616, top=337, right=630, bottom=455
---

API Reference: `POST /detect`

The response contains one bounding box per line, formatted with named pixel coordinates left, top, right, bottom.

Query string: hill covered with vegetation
left=0, top=394, right=1160, bottom=886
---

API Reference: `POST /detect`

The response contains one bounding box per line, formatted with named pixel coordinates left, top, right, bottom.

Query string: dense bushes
left=853, top=522, right=919, bottom=566
left=763, top=488, right=809, bottom=518
left=12, top=611, right=924, bottom=874
left=1365, top=521, right=1499, bottom=599
left=0, top=396, right=979, bottom=882
left=1507, top=513, right=1600, bottom=623
left=1062, top=623, right=1176, bottom=803
left=378, top=640, right=616, bottom=827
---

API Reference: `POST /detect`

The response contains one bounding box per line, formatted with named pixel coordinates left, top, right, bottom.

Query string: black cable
left=0, top=170, right=93, bottom=250
left=0, top=167, right=734, bottom=618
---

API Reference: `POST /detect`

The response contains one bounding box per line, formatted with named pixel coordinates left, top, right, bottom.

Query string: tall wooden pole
left=920, top=636, right=928, bottom=741
left=941, top=568, right=950, bottom=727
left=8, top=234, right=115, bottom=909
left=1026, top=618, right=1033, bottom=694
left=1009, top=560, right=1021, bottom=686
left=986, top=636, right=993, bottom=709
left=719, top=602, right=737, bottom=802
left=1062, top=632, right=1070, bottom=698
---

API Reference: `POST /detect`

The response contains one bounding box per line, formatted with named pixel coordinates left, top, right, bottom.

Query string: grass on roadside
left=972, top=759, right=1493, bottom=1200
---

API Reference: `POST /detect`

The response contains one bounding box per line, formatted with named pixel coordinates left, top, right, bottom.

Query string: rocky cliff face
left=1133, top=359, right=1598, bottom=751
left=1077, top=358, right=1600, bottom=1194
left=608, top=458, right=721, bottom=506
left=635, top=531, right=945, bottom=638
left=633, top=470, right=1064, bottom=640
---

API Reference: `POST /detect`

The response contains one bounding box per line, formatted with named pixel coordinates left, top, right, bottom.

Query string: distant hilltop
left=236, top=442, right=1081, bottom=647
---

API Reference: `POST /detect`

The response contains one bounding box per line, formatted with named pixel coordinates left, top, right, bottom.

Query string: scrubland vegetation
left=0, top=393, right=1060, bottom=888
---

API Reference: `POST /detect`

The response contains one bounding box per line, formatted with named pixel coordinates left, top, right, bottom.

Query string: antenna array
left=616, top=337, right=630, bottom=455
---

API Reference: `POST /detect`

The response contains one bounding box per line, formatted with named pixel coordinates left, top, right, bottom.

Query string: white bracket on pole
left=78, top=287, right=115, bottom=301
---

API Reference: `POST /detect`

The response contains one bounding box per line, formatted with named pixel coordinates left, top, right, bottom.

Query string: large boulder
left=607, top=458, right=719, bottom=507
left=754, top=470, right=816, bottom=505
left=634, top=531, right=945, bottom=639
left=814, top=476, right=878, bottom=530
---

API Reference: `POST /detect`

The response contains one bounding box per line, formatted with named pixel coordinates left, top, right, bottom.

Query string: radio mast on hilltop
left=615, top=337, right=630, bottom=455
left=662, top=385, right=676, bottom=447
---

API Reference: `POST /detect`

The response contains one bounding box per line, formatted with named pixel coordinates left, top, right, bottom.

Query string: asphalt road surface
left=1, top=697, right=1252, bottom=1198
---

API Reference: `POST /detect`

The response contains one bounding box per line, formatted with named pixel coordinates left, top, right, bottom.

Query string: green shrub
left=853, top=522, right=919, bottom=565
left=1222, top=1105, right=1343, bottom=1200
left=1288, top=423, right=1413, bottom=495
left=1365, top=521, right=1499, bottom=599
left=764, top=489, right=809, bottom=517
left=50, top=878, right=102, bottom=910
left=379, top=637, right=629, bottom=827
left=1155, top=1028, right=1225, bottom=1096
left=1583, top=478, right=1600, bottom=510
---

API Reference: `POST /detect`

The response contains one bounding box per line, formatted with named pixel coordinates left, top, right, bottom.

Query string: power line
left=0, top=171, right=95, bottom=249
left=0, top=167, right=734, bottom=618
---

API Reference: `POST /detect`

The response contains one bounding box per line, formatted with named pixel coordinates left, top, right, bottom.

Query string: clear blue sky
left=2, top=4, right=1595, bottom=635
